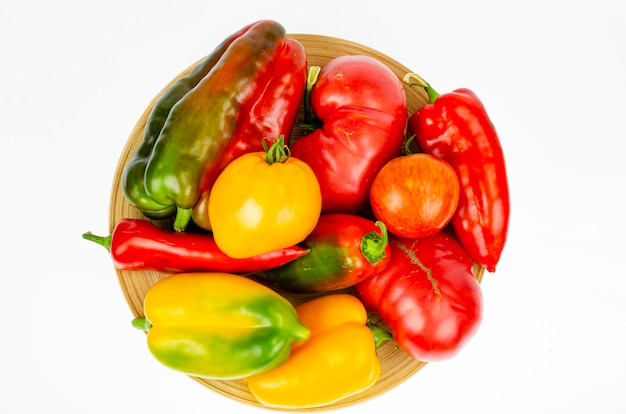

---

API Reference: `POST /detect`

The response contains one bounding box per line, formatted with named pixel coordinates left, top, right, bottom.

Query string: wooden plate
left=109, top=33, right=485, bottom=410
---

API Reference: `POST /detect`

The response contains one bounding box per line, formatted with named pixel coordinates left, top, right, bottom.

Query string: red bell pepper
left=82, top=218, right=309, bottom=274
left=191, top=35, right=308, bottom=230
left=354, top=232, right=483, bottom=362
left=253, top=213, right=390, bottom=292
left=290, top=55, right=407, bottom=214
left=404, top=73, right=510, bottom=272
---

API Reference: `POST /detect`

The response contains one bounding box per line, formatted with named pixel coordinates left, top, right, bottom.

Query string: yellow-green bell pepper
left=132, top=272, right=309, bottom=380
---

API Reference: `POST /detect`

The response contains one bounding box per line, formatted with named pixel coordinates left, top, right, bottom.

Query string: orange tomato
left=369, top=153, right=459, bottom=238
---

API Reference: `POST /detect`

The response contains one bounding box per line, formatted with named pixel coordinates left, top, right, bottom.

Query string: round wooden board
left=109, top=33, right=485, bottom=410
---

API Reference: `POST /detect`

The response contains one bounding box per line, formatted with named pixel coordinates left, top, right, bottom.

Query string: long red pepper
left=83, top=218, right=310, bottom=274
left=405, top=73, right=510, bottom=272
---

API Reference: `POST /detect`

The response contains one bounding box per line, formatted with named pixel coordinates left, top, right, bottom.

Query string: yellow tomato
left=208, top=138, right=322, bottom=259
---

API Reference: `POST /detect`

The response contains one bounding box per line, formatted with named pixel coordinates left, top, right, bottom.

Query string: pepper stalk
left=403, top=72, right=440, bottom=104
left=303, top=65, right=321, bottom=126
left=360, top=221, right=389, bottom=265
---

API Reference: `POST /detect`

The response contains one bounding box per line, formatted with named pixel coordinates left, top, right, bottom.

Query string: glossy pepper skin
left=247, top=294, right=381, bottom=409
left=132, top=273, right=310, bottom=380
left=405, top=73, right=510, bottom=272
left=124, top=20, right=304, bottom=232
left=253, top=213, right=390, bottom=292
left=82, top=218, right=309, bottom=274
left=122, top=21, right=256, bottom=220
left=290, top=55, right=408, bottom=214
left=191, top=36, right=307, bottom=230
left=355, top=232, right=483, bottom=362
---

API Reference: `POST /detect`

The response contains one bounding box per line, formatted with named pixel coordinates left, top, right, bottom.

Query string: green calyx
left=263, top=135, right=290, bottom=164
left=360, top=221, right=389, bottom=265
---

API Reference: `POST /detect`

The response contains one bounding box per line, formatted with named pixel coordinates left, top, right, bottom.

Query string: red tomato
left=369, top=153, right=459, bottom=238
left=290, top=55, right=407, bottom=214
left=354, top=232, right=483, bottom=362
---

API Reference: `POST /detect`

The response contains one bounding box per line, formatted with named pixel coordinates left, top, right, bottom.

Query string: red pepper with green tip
left=121, top=21, right=257, bottom=221
left=82, top=218, right=309, bottom=274
left=191, top=35, right=307, bottom=231
left=122, top=20, right=307, bottom=232
left=404, top=73, right=510, bottom=272
left=253, top=213, right=390, bottom=292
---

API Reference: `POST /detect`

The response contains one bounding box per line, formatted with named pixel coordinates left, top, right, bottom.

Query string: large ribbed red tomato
left=369, top=153, right=459, bottom=238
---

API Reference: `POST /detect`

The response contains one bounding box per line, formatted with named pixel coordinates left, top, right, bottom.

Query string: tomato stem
left=403, top=72, right=440, bottom=104
left=361, top=221, right=389, bottom=265
left=263, top=135, right=291, bottom=164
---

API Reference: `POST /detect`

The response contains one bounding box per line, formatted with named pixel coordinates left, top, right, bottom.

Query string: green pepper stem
left=403, top=134, right=417, bottom=155
left=82, top=231, right=111, bottom=252
left=173, top=207, right=192, bottom=232
left=304, top=65, right=321, bottom=125
left=367, top=321, right=394, bottom=348
left=131, top=317, right=152, bottom=332
left=402, top=72, right=440, bottom=104
left=263, top=135, right=290, bottom=164
left=360, top=221, right=389, bottom=265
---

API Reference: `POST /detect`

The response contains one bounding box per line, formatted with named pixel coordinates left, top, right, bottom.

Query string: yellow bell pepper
left=246, top=293, right=382, bottom=409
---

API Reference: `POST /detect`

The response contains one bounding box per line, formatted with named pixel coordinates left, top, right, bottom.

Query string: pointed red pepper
left=253, top=213, right=391, bottom=292
left=82, top=218, right=309, bottom=274
left=405, top=73, right=510, bottom=272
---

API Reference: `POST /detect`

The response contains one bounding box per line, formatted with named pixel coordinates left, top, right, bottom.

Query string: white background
left=2, top=0, right=624, bottom=413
